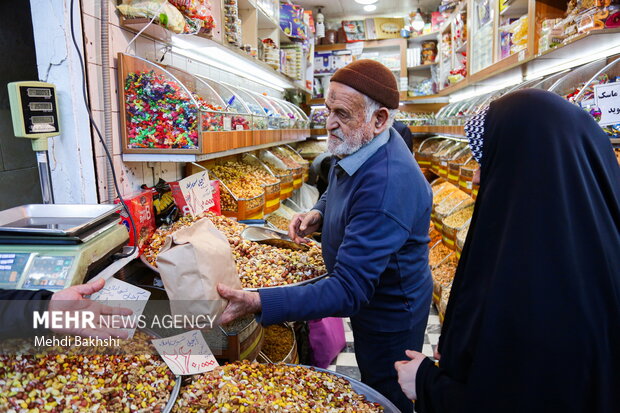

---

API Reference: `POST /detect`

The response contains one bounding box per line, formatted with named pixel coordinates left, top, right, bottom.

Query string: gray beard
left=328, top=128, right=370, bottom=157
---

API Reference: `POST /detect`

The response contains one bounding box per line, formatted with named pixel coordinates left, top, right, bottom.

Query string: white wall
left=33, top=0, right=285, bottom=204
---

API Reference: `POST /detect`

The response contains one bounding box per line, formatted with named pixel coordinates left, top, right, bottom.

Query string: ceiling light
left=363, top=5, right=377, bottom=11
left=355, top=0, right=378, bottom=4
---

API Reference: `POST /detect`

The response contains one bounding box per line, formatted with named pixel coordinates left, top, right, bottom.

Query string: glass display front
left=120, top=54, right=201, bottom=152
left=221, top=83, right=269, bottom=130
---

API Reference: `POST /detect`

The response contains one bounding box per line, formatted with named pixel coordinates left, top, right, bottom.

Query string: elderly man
left=219, top=59, right=432, bottom=412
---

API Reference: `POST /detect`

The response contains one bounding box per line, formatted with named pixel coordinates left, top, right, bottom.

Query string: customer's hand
left=48, top=279, right=133, bottom=339
left=289, top=210, right=322, bottom=244
left=217, top=283, right=261, bottom=325
left=394, top=350, right=427, bottom=400
left=434, top=348, right=441, bottom=361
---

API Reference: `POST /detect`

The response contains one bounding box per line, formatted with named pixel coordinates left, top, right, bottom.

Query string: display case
left=259, top=150, right=295, bottom=200
left=573, top=57, right=620, bottom=137
left=241, top=153, right=282, bottom=214
left=118, top=53, right=203, bottom=154
left=547, top=58, right=609, bottom=100
left=219, top=83, right=270, bottom=131
left=162, top=66, right=254, bottom=152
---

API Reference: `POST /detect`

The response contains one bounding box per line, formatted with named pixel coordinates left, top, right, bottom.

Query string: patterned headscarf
left=464, top=105, right=489, bottom=165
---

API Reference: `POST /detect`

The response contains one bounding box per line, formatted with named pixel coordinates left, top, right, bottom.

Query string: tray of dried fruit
left=0, top=329, right=181, bottom=412
left=171, top=360, right=399, bottom=412
left=141, top=213, right=328, bottom=291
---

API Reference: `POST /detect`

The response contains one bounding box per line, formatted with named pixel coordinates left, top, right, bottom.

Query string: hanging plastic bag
left=290, top=183, right=319, bottom=211
left=117, top=0, right=185, bottom=34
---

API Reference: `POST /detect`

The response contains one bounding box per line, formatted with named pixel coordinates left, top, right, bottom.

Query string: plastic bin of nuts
left=260, top=150, right=295, bottom=199
left=459, top=158, right=479, bottom=194
left=281, top=145, right=310, bottom=182
left=437, top=143, right=469, bottom=180
left=431, top=141, right=463, bottom=176
left=428, top=241, right=453, bottom=305
left=432, top=253, right=458, bottom=308
left=241, top=154, right=282, bottom=214
left=209, top=167, right=266, bottom=220
left=435, top=189, right=474, bottom=226
left=441, top=205, right=474, bottom=250
left=431, top=182, right=460, bottom=230
left=257, top=323, right=298, bottom=364
left=270, top=147, right=305, bottom=189
left=415, top=137, right=448, bottom=169
left=456, top=221, right=470, bottom=259
left=448, top=152, right=472, bottom=186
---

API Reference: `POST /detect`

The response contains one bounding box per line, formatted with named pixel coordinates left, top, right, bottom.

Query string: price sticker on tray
left=594, top=81, right=620, bottom=126
left=179, top=171, right=214, bottom=216
left=152, top=330, right=219, bottom=376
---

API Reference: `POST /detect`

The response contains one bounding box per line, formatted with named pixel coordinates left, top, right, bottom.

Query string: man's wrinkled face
left=325, top=82, right=375, bottom=158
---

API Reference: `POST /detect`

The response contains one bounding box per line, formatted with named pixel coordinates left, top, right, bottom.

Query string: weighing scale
left=7, top=81, right=60, bottom=204
left=0, top=204, right=129, bottom=291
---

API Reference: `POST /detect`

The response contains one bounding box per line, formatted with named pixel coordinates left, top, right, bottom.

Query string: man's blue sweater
left=258, top=127, right=433, bottom=332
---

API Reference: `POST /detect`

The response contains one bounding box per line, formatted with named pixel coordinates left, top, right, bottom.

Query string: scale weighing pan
left=0, top=204, right=121, bottom=237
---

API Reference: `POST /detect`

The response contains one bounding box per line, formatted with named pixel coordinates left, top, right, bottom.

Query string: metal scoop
left=240, top=226, right=309, bottom=251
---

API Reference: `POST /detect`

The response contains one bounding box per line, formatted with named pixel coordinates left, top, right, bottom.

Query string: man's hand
left=394, top=350, right=427, bottom=400
left=288, top=210, right=322, bottom=244
left=48, top=279, right=133, bottom=339
left=434, top=348, right=441, bottom=361
left=217, top=283, right=262, bottom=325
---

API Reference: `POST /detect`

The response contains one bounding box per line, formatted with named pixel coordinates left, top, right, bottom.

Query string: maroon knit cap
left=330, top=59, right=400, bottom=109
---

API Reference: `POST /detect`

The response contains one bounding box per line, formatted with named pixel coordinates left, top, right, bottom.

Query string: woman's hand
left=394, top=350, right=427, bottom=400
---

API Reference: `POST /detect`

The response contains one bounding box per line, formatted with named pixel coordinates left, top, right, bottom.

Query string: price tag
left=179, top=171, right=214, bottom=216
left=88, top=278, right=150, bottom=339
left=594, top=82, right=620, bottom=126
left=223, top=116, right=232, bottom=131
left=152, top=331, right=219, bottom=375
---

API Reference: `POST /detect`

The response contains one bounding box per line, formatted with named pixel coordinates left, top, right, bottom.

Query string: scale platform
left=0, top=204, right=129, bottom=291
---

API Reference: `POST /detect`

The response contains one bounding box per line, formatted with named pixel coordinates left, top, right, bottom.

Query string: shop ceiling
left=293, top=0, right=440, bottom=19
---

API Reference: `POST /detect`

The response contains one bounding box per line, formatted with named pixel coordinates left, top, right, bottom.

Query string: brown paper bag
left=156, top=217, right=241, bottom=323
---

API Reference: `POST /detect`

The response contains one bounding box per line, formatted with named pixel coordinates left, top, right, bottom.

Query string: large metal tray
left=0, top=204, right=121, bottom=236
left=296, top=365, right=401, bottom=412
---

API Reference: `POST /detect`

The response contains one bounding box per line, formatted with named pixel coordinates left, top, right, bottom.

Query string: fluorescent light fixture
left=170, top=36, right=289, bottom=92
left=364, top=4, right=377, bottom=11
left=524, top=44, right=620, bottom=81
left=355, top=0, right=378, bottom=4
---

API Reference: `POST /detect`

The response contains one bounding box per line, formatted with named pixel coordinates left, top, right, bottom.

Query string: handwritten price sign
left=88, top=278, right=150, bottom=339
left=152, top=330, right=219, bottom=376
left=594, top=82, right=620, bottom=126
left=179, top=171, right=214, bottom=217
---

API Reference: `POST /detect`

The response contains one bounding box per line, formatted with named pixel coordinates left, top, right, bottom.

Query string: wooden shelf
left=611, top=138, right=620, bottom=146
left=409, top=32, right=441, bottom=42
left=408, top=63, right=438, bottom=71
left=122, top=135, right=309, bottom=163
left=310, top=128, right=327, bottom=136
left=410, top=125, right=465, bottom=137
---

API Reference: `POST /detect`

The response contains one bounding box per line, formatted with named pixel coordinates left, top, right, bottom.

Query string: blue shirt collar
left=337, top=127, right=392, bottom=176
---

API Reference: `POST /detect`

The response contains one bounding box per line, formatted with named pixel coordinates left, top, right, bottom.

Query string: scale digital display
left=29, top=102, right=53, bottom=111
left=0, top=253, right=31, bottom=288
left=31, top=116, right=54, bottom=124
left=27, top=88, right=52, bottom=98
left=21, top=255, right=74, bottom=290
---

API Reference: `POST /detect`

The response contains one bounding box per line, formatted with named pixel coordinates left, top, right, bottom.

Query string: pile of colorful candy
left=310, top=108, right=328, bottom=128
left=124, top=70, right=199, bottom=149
